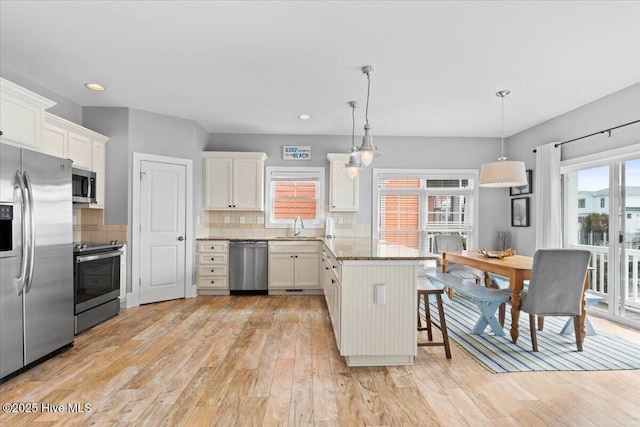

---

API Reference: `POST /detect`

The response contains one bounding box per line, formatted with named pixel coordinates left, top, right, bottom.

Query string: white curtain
left=534, top=143, right=562, bottom=249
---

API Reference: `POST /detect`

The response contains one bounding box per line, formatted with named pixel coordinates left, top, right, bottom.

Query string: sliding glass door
left=563, top=156, right=640, bottom=326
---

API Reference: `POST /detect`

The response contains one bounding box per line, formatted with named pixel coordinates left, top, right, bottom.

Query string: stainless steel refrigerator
left=0, top=143, right=74, bottom=380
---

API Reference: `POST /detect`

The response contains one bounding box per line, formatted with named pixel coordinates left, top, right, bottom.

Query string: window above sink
left=265, top=167, right=325, bottom=228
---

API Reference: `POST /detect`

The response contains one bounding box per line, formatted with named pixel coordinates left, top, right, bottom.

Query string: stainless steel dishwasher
left=229, top=241, right=268, bottom=294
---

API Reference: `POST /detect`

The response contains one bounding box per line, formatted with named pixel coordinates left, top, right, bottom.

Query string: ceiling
left=1, top=1, right=639, bottom=138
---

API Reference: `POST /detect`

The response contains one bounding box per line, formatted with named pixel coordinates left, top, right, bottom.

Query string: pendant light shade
left=357, top=66, right=381, bottom=166
left=345, top=152, right=361, bottom=179
left=479, top=90, right=527, bottom=188
left=343, top=101, right=363, bottom=179
left=479, top=159, right=527, bottom=187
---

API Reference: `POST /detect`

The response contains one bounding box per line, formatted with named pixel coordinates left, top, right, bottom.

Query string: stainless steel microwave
left=72, top=168, right=97, bottom=204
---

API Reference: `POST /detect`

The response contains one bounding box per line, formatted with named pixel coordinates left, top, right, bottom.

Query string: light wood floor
left=1, top=296, right=640, bottom=426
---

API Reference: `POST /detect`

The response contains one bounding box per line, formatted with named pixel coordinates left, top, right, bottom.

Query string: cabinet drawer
left=197, top=241, right=229, bottom=253
left=198, top=265, right=228, bottom=277
left=197, top=276, right=228, bottom=289
left=323, top=249, right=341, bottom=279
left=269, top=241, right=320, bottom=254
left=197, top=253, right=228, bottom=265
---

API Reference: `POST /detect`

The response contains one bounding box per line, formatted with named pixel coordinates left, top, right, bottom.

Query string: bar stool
left=417, top=278, right=452, bottom=359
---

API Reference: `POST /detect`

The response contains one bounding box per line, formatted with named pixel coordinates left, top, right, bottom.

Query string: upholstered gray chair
left=520, top=249, right=592, bottom=352
left=433, top=235, right=483, bottom=282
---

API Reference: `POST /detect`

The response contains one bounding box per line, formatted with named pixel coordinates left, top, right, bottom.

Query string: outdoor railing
left=573, top=244, right=640, bottom=310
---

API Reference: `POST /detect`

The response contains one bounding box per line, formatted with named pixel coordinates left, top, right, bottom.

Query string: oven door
left=74, top=250, right=122, bottom=314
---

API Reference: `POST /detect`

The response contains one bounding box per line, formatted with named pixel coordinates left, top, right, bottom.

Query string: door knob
left=177, top=236, right=184, bottom=241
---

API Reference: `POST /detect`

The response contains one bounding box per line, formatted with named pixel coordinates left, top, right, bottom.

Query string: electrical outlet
left=337, top=215, right=343, bottom=225
left=223, top=216, right=230, bottom=224
left=257, top=216, right=264, bottom=224
left=239, top=216, right=245, bottom=224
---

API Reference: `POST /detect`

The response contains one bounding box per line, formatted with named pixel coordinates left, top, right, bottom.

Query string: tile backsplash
left=73, top=208, right=127, bottom=243
left=197, top=208, right=370, bottom=239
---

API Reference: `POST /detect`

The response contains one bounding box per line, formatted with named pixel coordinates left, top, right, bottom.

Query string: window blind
left=377, top=174, right=475, bottom=251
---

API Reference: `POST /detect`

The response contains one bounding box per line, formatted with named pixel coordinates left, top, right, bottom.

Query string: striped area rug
left=422, top=295, right=640, bottom=373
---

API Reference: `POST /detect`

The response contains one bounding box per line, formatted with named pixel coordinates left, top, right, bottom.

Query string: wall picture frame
left=511, top=197, right=530, bottom=227
left=510, top=169, right=532, bottom=196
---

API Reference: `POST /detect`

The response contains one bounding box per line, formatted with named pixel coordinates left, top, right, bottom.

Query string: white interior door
left=139, top=160, right=186, bottom=304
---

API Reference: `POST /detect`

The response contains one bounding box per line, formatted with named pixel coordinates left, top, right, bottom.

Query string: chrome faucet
left=293, top=216, right=304, bottom=237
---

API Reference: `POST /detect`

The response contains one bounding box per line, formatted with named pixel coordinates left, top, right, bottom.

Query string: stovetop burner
left=73, top=241, right=124, bottom=253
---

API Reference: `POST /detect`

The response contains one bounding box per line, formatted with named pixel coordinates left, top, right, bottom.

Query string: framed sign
left=510, top=169, right=532, bottom=196
left=282, top=146, right=311, bottom=160
left=511, top=197, right=530, bottom=227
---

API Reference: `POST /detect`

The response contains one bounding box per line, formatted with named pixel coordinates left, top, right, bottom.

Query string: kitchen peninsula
left=197, top=236, right=439, bottom=366
left=322, top=237, right=439, bottom=366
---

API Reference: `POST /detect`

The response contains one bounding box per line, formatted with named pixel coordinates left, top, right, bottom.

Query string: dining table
left=441, top=250, right=590, bottom=345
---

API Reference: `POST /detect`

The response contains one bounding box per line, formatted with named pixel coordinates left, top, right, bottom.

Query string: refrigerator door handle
left=15, top=171, right=29, bottom=295
left=23, top=171, right=36, bottom=294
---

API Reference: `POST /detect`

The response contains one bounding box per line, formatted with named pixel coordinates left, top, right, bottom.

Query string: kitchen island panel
left=340, top=261, right=417, bottom=367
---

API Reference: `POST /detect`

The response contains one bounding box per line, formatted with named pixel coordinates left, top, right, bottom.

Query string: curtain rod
left=532, top=119, right=640, bottom=153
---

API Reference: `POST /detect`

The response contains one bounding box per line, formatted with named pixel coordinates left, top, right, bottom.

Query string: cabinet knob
left=210, top=280, right=215, bottom=284
left=295, top=255, right=298, bottom=258
left=211, top=269, right=215, bottom=272
left=178, top=236, right=185, bottom=241
left=331, top=279, right=336, bottom=284
left=211, top=257, right=215, bottom=261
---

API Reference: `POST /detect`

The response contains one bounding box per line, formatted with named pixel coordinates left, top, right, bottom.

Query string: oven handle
left=76, top=250, right=123, bottom=264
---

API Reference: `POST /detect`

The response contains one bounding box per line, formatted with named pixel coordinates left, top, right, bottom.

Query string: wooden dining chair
left=519, top=249, right=592, bottom=352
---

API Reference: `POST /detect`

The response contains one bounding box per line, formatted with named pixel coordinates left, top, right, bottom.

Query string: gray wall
left=1, top=66, right=83, bottom=125
left=83, top=107, right=130, bottom=225
left=506, top=83, right=640, bottom=256
left=83, top=107, right=209, bottom=292
left=207, top=133, right=504, bottom=248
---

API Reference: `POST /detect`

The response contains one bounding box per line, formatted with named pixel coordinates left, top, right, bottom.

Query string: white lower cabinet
left=322, top=248, right=342, bottom=349
left=268, top=241, right=321, bottom=294
left=196, top=240, right=229, bottom=295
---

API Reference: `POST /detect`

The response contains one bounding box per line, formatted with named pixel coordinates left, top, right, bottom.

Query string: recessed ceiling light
left=85, top=83, right=105, bottom=91
left=298, top=114, right=311, bottom=121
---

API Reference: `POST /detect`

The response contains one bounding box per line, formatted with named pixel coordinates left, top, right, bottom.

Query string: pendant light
left=344, top=101, right=363, bottom=179
left=479, top=90, right=527, bottom=187
left=357, top=65, right=382, bottom=166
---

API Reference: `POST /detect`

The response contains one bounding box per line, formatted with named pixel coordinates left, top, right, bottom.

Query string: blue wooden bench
left=559, top=292, right=604, bottom=336
left=427, top=272, right=511, bottom=336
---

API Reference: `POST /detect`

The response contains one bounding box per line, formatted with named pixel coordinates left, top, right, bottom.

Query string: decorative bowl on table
left=478, top=248, right=516, bottom=259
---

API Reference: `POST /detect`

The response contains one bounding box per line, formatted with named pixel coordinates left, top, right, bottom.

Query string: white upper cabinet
left=0, top=78, right=56, bottom=149
left=41, top=122, right=67, bottom=158
left=67, top=132, right=92, bottom=170
left=43, top=113, right=109, bottom=208
left=327, top=153, right=359, bottom=212
left=91, top=140, right=106, bottom=209
left=203, top=152, right=267, bottom=211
